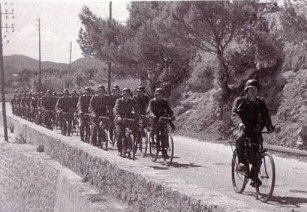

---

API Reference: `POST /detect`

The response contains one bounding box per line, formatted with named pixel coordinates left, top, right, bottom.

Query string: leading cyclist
left=231, top=79, right=274, bottom=187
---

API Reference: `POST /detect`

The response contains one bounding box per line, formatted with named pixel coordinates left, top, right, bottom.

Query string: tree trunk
left=216, top=50, right=231, bottom=101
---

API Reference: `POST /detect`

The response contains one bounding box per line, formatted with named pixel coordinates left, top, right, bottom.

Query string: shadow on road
left=171, top=162, right=202, bottom=169
left=149, top=166, right=169, bottom=170
left=268, top=195, right=307, bottom=207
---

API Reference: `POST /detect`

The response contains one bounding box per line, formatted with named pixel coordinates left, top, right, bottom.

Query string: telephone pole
left=68, top=41, right=72, bottom=72
left=107, top=1, right=112, bottom=94
left=0, top=2, right=14, bottom=142
left=38, top=18, right=41, bottom=92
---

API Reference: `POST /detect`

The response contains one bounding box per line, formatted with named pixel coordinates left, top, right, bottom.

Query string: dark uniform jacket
left=42, top=96, right=56, bottom=111
left=133, top=95, right=150, bottom=115
left=30, top=97, right=38, bottom=109
left=71, top=96, right=79, bottom=110
left=113, top=97, right=140, bottom=119
left=25, top=96, right=32, bottom=108
left=56, top=96, right=72, bottom=113
left=77, top=95, right=92, bottom=113
left=147, top=98, right=174, bottom=118
left=89, top=95, right=109, bottom=117
left=231, top=96, right=273, bottom=133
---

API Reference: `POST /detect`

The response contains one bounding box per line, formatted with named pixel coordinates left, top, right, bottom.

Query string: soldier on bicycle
left=114, top=88, right=141, bottom=156
left=147, top=88, right=175, bottom=160
left=30, top=92, right=39, bottom=122
left=41, top=90, right=55, bottom=129
left=109, top=85, right=122, bottom=142
left=10, top=93, right=17, bottom=115
left=20, top=92, right=27, bottom=118
left=89, top=85, right=110, bottom=147
left=25, top=92, right=33, bottom=120
left=56, top=89, right=74, bottom=135
left=77, top=87, right=92, bottom=142
left=231, top=79, right=274, bottom=187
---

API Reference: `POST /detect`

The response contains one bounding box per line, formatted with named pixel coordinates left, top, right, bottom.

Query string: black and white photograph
left=0, top=0, right=307, bottom=211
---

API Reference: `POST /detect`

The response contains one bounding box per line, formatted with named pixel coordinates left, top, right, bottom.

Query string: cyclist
left=89, top=85, right=110, bottom=147
left=133, top=86, right=150, bottom=116
left=231, top=79, right=274, bottom=187
left=41, top=90, right=55, bottom=129
left=109, top=85, right=122, bottom=142
left=15, top=93, right=22, bottom=116
left=29, top=92, right=39, bottom=122
left=25, top=92, right=33, bottom=120
left=20, top=92, right=27, bottom=118
left=10, top=94, right=17, bottom=115
left=77, top=87, right=92, bottom=142
left=56, top=89, right=74, bottom=135
left=147, top=88, right=175, bottom=160
left=114, top=88, right=140, bottom=156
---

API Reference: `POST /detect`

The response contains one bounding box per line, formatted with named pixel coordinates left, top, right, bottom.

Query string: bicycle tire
left=142, top=131, right=150, bottom=157
left=104, top=128, right=109, bottom=151
left=256, top=151, right=275, bottom=203
left=231, top=150, right=248, bottom=194
left=166, top=134, right=174, bottom=165
left=150, top=135, right=159, bottom=162
left=131, top=134, right=136, bottom=160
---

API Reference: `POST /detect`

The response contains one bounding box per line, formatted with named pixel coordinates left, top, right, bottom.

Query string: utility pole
left=107, top=1, right=112, bottom=94
left=0, top=2, right=14, bottom=142
left=38, top=18, right=41, bottom=92
left=68, top=41, right=72, bottom=72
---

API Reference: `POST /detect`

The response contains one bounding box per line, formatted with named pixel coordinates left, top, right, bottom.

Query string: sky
left=2, top=0, right=130, bottom=63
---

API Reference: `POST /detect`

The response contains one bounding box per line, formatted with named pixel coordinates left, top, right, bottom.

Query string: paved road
left=3, top=105, right=307, bottom=211
left=76, top=132, right=307, bottom=212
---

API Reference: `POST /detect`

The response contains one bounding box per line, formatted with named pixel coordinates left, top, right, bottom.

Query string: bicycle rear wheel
left=256, top=151, right=275, bottom=202
left=231, top=150, right=248, bottom=193
left=100, top=128, right=109, bottom=151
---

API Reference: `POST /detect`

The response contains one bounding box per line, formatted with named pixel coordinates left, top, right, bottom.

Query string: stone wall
left=0, top=114, right=265, bottom=212
left=0, top=140, right=132, bottom=212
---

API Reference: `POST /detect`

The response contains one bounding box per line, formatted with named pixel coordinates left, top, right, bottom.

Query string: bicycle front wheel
left=165, top=134, right=174, bottom=165
left=149, top=135, right=159, bottom=162
left=256, top=151, right=275, bottom=203
left=231, top=150, right=248, bottom=194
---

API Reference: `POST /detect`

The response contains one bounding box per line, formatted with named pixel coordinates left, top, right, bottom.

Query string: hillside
left=3, top=54, right=107, bottom=75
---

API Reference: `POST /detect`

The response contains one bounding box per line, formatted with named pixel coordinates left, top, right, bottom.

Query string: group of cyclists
left=10, top=85, right=176, bottom=162
left=10, top=78, right=278, bottom=200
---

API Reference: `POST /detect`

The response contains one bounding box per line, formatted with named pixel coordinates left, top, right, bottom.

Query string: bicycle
left=118, top=118, right=138, bottom=160
left=42, top=109, right=56, bottom=130
left=60, top=111, right=73, bottom=136
left=149, top=116, right=174, bottom=165
left=72, top=111, right=80, bottom=136
left=135, top=115, right=150, bottom=157
left=97, top=116, right=110, bottom=151
left=80, top=113, right=91, bottom=143
left=230, top=130, right=275, bottom=203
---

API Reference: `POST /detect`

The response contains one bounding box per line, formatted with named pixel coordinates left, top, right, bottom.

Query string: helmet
left=46, top=90, right=52, bottom=94
left=122, top=88, right=131, bottom=94
left=85, top=87, right=91, bottom=91
left=137, top=85, right=146, bottom=92
left=244, top=79, right=260, bottom=91
left=154, top=88, right=163, bottom=95
left=98, top=85, right=105, bottom=90
left=63, top=89, right=69, bottom=93
left=113, top=85, right=120, bottom=90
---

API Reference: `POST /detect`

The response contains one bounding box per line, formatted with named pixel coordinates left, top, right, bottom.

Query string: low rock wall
left=0, top=141, right=132, bottom=212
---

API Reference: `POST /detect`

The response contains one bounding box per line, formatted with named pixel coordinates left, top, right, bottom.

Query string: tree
left=78, top=6, right=124, bottom=63
left=168, top=1, right=280, bottom=100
